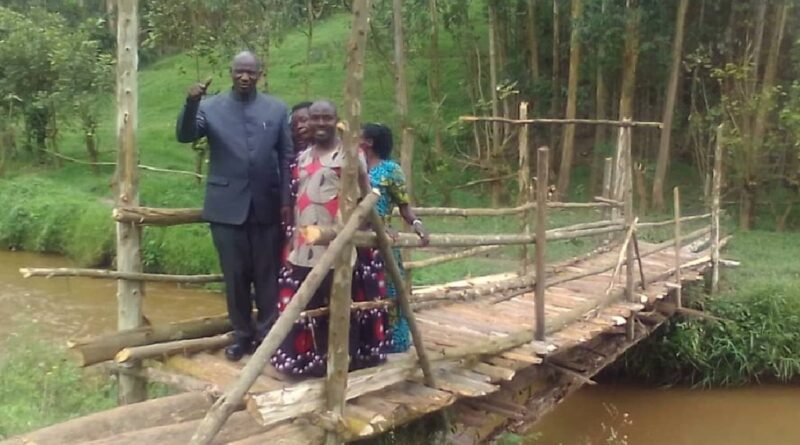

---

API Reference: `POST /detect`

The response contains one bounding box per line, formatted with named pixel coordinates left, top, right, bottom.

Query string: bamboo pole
left=673, top=187, right=682, bottom=308
left=20, top=267, right=222, bottom=283
left=535, top=147, right=549, bottom=341
left=518, top=102, right=532, bottom=273
left=114, top=0, right=146, bottom=405
left=404, top=245, right=502, bottom=270
left=459, top=116, right=663, bottom=128
left=368, top=210, right=436, bottom=388
left=114, top=334, right=233, bottom=364
left=188, top=192, right=378, bottom=445
left=711, top=124, right=723, bottom=294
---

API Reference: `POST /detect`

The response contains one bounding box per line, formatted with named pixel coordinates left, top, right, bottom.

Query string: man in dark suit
left=176, top=51, right=293, bottom=361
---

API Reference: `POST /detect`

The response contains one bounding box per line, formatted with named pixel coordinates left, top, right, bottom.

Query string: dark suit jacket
left=176, top=89, right=293, bottom=225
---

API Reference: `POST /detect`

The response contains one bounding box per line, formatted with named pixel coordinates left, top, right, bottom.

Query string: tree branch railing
left=459, top=116, right=664, bottom=128
left=111, top=199, right=623, bottom=226
left=19, top=212, right=713, bottom=283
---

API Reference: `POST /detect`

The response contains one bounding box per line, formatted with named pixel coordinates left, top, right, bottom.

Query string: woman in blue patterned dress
left=359, top=123, right=429, bottom=353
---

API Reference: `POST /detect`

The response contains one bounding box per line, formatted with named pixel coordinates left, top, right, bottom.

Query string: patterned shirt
left=287, top=144, right=366, bottom=268
left=369, top=159, right=411, bottom=224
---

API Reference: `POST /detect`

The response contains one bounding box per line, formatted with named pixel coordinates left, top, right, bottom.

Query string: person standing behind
left=176, top=51, right=293, bottom=362
left=290, top=101, right=313, bottom=154
left=271, top=100, right=390, bottom=377
left=360, top=123, right=429, bottom=353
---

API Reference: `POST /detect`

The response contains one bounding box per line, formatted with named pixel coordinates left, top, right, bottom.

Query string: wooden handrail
left=111, top=200, right=623, bottom=226
left=460, top=115, right=663, bottom=128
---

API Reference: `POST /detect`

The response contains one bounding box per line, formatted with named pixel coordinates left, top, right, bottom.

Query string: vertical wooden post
left=325, top=2, right=371, bottom=444
left=518, top=102, right=531, bottom=273
left=534, top=147, right=549, bottom=341
left=623, top=126, right=635, bottom=340
left=710, top=124, right=723, bottom=294
left=673, top=187, right=682, bottom=308
left=368, top=210, right=436, bottom=387
left=115, top=0, right=146, bottom=405
left=602, top=157, right=613, bottom=242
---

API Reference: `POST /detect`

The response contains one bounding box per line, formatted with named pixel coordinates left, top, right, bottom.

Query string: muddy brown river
left=1, top=250, right=799, bottom=444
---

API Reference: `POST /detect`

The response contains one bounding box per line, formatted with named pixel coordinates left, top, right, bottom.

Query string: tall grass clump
left=0, top=177, right=114, bottom=266
left=0, top=331, right=178, bottom=439
left=607, top=230, right=800, bottom=387
left=0, top=338, right=117, bottom=439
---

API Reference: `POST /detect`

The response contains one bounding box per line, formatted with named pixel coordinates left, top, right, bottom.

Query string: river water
left=0, top=250, right=224, bottom=343
left=1, top=250, right=799, bottom=444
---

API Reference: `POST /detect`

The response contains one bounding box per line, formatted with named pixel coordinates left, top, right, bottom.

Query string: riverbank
left=606, top=230, right=800, bottom=387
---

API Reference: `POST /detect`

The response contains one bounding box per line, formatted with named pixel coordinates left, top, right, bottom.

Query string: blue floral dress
left=369, top=159, right=412, bottom=353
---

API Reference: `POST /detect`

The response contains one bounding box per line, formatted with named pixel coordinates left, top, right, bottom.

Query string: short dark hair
left=362, top=123, right=393, bottom=160
left=291, top=101, right=313, bottom=113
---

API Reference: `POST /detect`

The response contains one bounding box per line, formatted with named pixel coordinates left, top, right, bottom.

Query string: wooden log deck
left=2, top=238, right=715, bottom=445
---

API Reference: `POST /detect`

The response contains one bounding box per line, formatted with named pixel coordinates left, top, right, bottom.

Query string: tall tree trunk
left=618, top=0, right=640, bottom=122
left=526, top=0, right=540, bottom=84
left=549, top=0, right=561, bottom=151
left=429, top=0, right=444, bottom=156
left=393, top=0, right=414, bottom=198
left=556, top=0, right=583, bottom=200
left=751, top=0, right=767, bottom=88
left=741, top=2, right=790, bottom=230
left=488, top=0, right=502, bottom=206
left=652, top=0, right=689, bottom=211
left=589, top=0, right=609, bottom=194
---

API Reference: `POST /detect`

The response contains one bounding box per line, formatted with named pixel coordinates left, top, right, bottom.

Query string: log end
left=115, top=348, right=132, bottom=363
left=18, top=268, right=32, bottom=278
left=111, top=207, right=122, bottom=221
left=245, top=397, right=267, bottom=426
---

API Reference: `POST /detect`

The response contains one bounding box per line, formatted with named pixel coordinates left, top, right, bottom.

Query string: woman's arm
left=399, top=204, right=429, bottom=246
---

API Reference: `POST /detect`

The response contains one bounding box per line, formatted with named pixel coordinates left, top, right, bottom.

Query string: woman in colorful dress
left=271, top=101, right=391, bottom=377
left=360, top=123, right=429, bottom=353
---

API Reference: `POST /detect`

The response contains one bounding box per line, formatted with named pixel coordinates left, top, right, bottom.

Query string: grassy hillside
left=0, top=9, right=708, bottom=277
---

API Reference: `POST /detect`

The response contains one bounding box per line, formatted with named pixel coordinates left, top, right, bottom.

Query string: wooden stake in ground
left=188, top=192, right=379, bottom=445
left=324, top=2, right=372, bottom=444
left=674, top=187, right=682, bottom=308
left=710, top=124, right=723, bottom=294
left=556, top=0, right=583, bottom=199
left=535, top=147, right=549, bottom=341
left=114, top=0, right=146, bottom=405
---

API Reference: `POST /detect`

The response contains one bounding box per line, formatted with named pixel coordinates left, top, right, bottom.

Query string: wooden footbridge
left=3, top=2, right=729, bottom=443
left=5, top=122, right=727, bottom=444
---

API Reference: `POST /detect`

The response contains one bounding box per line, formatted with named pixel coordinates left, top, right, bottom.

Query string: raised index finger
left=201, top=77, right=213, bottom=90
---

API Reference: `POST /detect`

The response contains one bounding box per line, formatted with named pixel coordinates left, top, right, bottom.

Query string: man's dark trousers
left=210, top=208, right=280, bottom=343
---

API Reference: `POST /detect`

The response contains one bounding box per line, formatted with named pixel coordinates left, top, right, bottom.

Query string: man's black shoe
left=225, top=341, right=253, bottom=362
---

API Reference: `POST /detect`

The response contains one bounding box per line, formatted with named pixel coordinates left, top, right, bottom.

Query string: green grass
left=0, top=333, right=176, bottom=440
left=608, top=230, right=800, bottom=387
